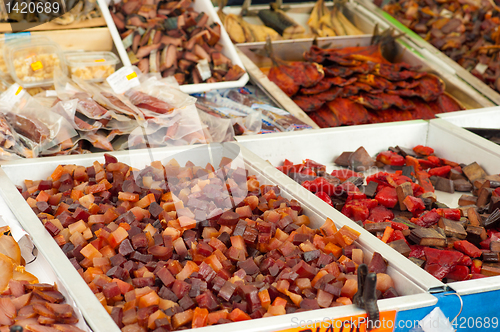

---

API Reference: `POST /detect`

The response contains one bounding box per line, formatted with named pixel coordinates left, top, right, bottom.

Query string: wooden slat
left=29, top=27, right=113, bottom=52
left=0, top=17, right=106, bottom=33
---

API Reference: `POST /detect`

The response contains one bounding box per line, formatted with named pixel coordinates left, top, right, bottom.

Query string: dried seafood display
left=257, top=2, right=307, bottom=39
left=382, top=0, right=500, bottom=93
left=264, top=33, right=464, bottom=127
left=0, top=226, right=87, bottom=332
left=307, top=0, right=363, bottom=37
left=0, top=70, right=214, bottom=159
left=219, top=0, right=363, bottom=44
left=110, top=0, right=245, bottom=85
left=19, top=154, right=398, bottom=330
left=0, top=0, right=101, bottom=25
left=276, top=145, right=500, bottom=281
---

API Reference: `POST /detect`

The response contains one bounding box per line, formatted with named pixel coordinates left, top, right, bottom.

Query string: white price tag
left=0, top=83, right=25, bottom=108
left=106, top=66, right=140, bottom=94
left=45, top=90, right=58, bottom=97
left=474, top=63, right=488, bottom=75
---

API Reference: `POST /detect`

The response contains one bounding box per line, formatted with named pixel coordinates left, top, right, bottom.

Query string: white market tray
left=0, top=142, right=435, bottom=332
left=236, top=119, right=500, bottom=296
left=437, top=107, right=500, bottom=129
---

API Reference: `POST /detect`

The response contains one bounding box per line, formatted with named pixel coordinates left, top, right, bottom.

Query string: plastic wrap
left=125, top=104, right=210, bottom=149
left=197, top=108, right=235, bottom=142
left=196, top=96, right=261, bottom=136
left=50, top=71, right=141, bottom=153
left=119, top=72, right=209, bottom=148
left=0, top=113, right=23, bottom=160
left=222, top=86, right=313, bottom=132
left=72, top=76, right=145, bottom=124
left=124, top=75, right=196, bottom=112
left=0, top=84, right=78, bottom=157
left=52, top=99, right=103, bottom=132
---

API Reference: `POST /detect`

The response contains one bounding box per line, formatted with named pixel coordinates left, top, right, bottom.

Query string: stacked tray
left=355, top=0, right=500, bottom=105
left=0, top=143, right=437, bottom=332
left=235, top=119, right=500, bottom=297
left=97, top=0, right=249, bottom=94
left=437, top=107, right=500, bottom=130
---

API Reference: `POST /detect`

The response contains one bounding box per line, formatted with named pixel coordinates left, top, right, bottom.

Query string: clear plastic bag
left=124, top=75, right=196, bottom=112
left=0, top=85, right=78, bottom=157
left=196, top=96, right=262, bottom=135
left=197, top=108, right=235, bottom=143
left=126, top=104, right=210, bottom=148
left=72, top=76, right=146, bottom=124
left=52, top=99, right=102, bottom=132
left=221, top=86, right=313, bottom=132
left=120, top=71, right=208, bottom=147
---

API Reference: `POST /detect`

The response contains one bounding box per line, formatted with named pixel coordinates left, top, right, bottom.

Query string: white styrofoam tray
left=97, top=0, right=249, bottom=94
left=0, top=142, right=436, bottom=332
left=0, top=204, right=91, bottom=332
left=437, top=107, right=500, bottom=128
left=236, top=119, right=500, bottom=295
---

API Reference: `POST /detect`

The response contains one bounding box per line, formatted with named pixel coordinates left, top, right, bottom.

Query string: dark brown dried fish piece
left=5, top=113, right=50, bottom=144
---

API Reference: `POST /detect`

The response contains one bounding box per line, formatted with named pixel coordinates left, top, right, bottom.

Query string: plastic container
left=0, top=33, right=36, bottom=76
left=4, top=36, right=66, bottom=87
left=65, top=51, right=120, bottom=82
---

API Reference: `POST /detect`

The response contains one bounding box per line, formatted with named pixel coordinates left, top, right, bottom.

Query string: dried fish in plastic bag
left=52, top=99, right=103, bottom=132
left=0, top=84, right=78, bottom=157
left=0, top=112, right=16, bottom=149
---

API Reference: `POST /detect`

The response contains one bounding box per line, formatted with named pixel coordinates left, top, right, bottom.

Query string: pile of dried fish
left=308, top=0, right=363, bottom=37
left=218, top=0, right=281, bottom=43
left=257, top=2, right=307, bottom=39
left=219, top=0, right=362, bottom=43
left=383, top=0, right=500, bottom=92
left=0, top=70, right=213, bottom=160
left=264, top=32, right=464, bottom=128
left=1, top=0, right=101, bottom=25
left=111, top=0, right=245, bottom=85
